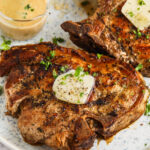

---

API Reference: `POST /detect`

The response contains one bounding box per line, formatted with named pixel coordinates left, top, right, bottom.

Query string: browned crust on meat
left=61, top=0, right=150, bottom=77
left=0, top=42, right=149, bottom=150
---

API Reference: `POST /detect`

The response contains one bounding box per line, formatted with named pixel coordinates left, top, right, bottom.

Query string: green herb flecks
left=135, top=64, right=143, bottom=71
left=132, top=29, right=142, bottom=38
left=80, top=92, right=84, bottom=97
left=77, top=100, right=81, bottom=104
left=31, top=8, right=34, bottom=12
left=128, top=11, right=134, bottom=17
left=52, top=37, right=65, bottom=45
left=74, top=67, right=84, bottom=77
left=93, top=72, right=98, bottom=77
left=40, top=38, right=43, bottom=42
left=0, top=86, right=3, bottom=96
left=60, top=65, right=69, bottom=72
left=40, top=60, right=52, bottom=70
left=23, top=12, right=28, bottom=19
left=146, top=35, right=149, bottom=39
left=118, top=37, right=121, bottom=41
left=138, top=0, right=146, bottom=6
left=97, top=53, right=103, bottom=59
left=88, top=64, right=92, bottom=69
left=0, top=36, right=11, bottom=51
left=144, top=143, right=147, bottom=147
left=142, top=90, right=146, bottom=94
left=24, top=4, right=34, bottom=12
left=113, top=8, right=117, bottom=12
left=24, top=4, right=31, bottom=10
left=63, top=74, right=73, bottom=80
left=60, top=81, right=66, bottom=85
left=137, top=7, right=140, bottom=11
left=50, top=51, right=55, bottom=58
left=53, top=69, right=58, bottom=79
left=145, top=103, right=150, bottom=116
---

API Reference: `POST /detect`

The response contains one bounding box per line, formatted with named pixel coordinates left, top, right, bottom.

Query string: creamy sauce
left=53, top=70, right=95, bottom=104
left=106, top=136, right=114, bottom=145
left=0, top=0, right=47, bottom=40
left=0, top=0, right=46, bottom=20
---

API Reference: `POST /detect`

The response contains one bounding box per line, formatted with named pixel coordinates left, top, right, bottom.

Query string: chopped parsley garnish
left=24, top=4, right=34, bottom=12
left=60, top=66, right=65, bottom=72
left=80, top=92, right=84, bottom=97
left=84, top=71, right=89, bottom=75
left=60, top=65, right=69, bottom=72
left=31, top=8, right=34, bottom=12
left=40, top=51, right=56, bottom=70
left=40, top=60, right=52, bottom=70
left=53, top=69, right=58, bottom=79
left=77, top=100, right=81, bottom=104
left=145, top=103, right=150, bottom=116
left=118, top=37, right=121, bottom=41
left=88, top=64, right=92, bottom=69
left=24, top=4, right=31, bottom=10
left=93, top=72, right=98, bottom=77
left=23, top=12, right=28, bottom=19
left=0, top=36, right=11, bottom=51
left=0, top=86, right=3, bottom=96
left=137, top=30, right=142, bottom=37
left=137, top=7, right=140, bottom=11
left=74, top=67, right=84, bottom=77
left=63, top=74, right=73, bottom=80
left=60, top=81, right=65, bottom=85
left=50, top=51, right=55, bottom=58
left=113, top=8, right=117, bottom=12
left=132, top=29, right=142, bottom=38
left=135, top=64, right=143, bottom=71
left=128, top=11, right=134, bottom=17
left=81, top=1, right=90, bottom=6
left=52, top=37, right=65, bottom=45
left=97, top=53, right=103, bottom=59
left=146, top=35, right=149, bottom=39
left=40, top=38, right=43, bottom=42
left=138, top=0, right=146, bottom=6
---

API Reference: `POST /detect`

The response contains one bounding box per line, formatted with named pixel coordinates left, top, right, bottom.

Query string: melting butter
left=122, top=0, right=150, bottom=30
left=53, top=70, right=95, bottom=104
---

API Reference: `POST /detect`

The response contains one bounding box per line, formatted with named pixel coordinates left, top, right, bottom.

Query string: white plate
left=0, top=0, right=150, bottom=150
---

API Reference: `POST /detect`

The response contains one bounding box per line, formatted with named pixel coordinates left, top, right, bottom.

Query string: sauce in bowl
left=0, top=0, right=47, bottom=40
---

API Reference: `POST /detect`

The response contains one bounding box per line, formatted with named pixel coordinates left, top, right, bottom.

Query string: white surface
left=0, top=143, right=10, bottom=150
left=0, top=0, right=150, bottom=150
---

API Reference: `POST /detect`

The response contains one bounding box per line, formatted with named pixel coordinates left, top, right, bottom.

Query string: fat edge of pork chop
left=61, top=0, right=150, bottom=77
left=0, top=42, right=149, bottom=150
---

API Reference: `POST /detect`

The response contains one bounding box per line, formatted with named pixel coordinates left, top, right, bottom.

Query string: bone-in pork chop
left=0, top=42, right=149, bottom=150
left=62, top=0, right=150, bottom=77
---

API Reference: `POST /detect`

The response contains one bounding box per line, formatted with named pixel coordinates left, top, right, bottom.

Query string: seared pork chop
left=0, top=42, right=149, bottom=150
left=62, top=0, right=150, bottom=77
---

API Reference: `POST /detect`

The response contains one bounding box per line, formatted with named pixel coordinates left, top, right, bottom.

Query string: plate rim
left=0, top=136, right=21, bottom=150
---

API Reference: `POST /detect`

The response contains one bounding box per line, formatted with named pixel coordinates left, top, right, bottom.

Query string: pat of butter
left=121, top=0, right=150, bottom=30
left=53, top=70, right=95, bottom=104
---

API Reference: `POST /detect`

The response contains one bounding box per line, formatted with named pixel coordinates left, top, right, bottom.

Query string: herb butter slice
left=53, top=69, right=95, bottom=104
left=122, top=0, right=150, bottom=30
